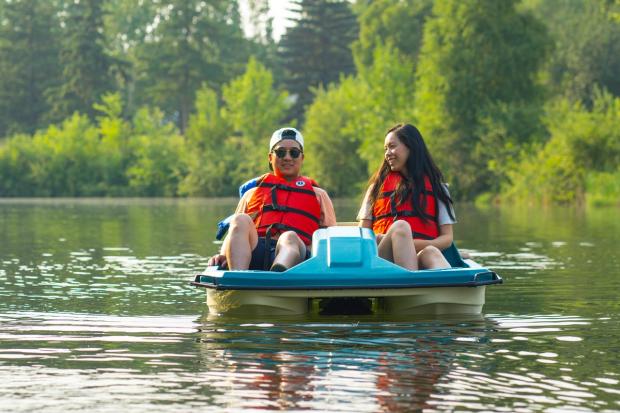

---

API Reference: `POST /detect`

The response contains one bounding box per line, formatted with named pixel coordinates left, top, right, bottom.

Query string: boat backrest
left=442, top=242, right=466, bottom=267
left=312, top=227, right=378, bottom=268
left=313, top=228, right=466, bottom=269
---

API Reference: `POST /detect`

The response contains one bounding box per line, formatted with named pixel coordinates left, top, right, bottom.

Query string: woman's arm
left=413, top=224, right=453, bottom=251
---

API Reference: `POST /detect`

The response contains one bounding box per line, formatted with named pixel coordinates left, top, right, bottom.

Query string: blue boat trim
left=193, top=226, right=502, bottom=293
left=190, top=271, right=502, bottom=291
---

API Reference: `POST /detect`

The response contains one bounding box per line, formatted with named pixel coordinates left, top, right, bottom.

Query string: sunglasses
left=272, top=148, right=303, bottom=159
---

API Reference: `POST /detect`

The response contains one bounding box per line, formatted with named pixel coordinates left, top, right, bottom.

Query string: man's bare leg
left=271, top=231, right=306, bottom=271
left=223, top=214, right=258, bottom=270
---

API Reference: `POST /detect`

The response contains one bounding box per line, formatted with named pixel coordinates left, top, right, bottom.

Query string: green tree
left=181, top=58, right=290, bottom=196
left=303, top=77, right=370, bottom=196
left=0, top=133, right=39, bottom=195
left=304, top=45, right=416, bottom=196
left=244, top=0, right=283, bottom=86
left=180, top=85, right=231, bottom=196
left=135, top=0, right=247, bottom=133
left=126, top=107, right=187, bottom=196
left=47, top=0, right=115, bottom=122
left=352, top=0, right=432, bottom=68
left=103, top=0, right=159, bottom=118
left=414, top=0, right=550, bottom=198
left=503, top=89, right=620, bottom=205
left=31, top=114, right=101, bottom=196
left=221, top=57, right=290, bottom=186
left=524, top=0, right=620, bottom=103
left=94, top=93, right=132, bottom=195
left=0, top=0, right=61, bottom=136
left=278, top=0, right=358, bottom=122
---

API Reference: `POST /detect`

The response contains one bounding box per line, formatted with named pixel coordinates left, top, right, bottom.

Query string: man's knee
left=278, top=231, right=303, bottom=246
left=229, top=213, right=254, bottom=232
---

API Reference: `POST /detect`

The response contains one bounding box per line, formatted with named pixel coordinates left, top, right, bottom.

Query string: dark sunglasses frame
left=272, top=147, right=303, bottom=159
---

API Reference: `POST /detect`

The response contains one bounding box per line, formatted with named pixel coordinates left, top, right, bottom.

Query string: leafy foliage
left=126, top=107, right=187, bottom=196
left=503, top=89, right=620, bottom=205
left=181, top=58, right=290, bottom=195
left=0, top=0, right=618, bottom=206
left=221, top=57, right=291, bottom=184
left=352, top=0, right=432, bottom=68
left=524, top=0, right=620, bottom=104
left=304, top=45, right=416, bottom=196
left=134, top=0, right=248, bottom=133
left=414, top=0, right=550, bottom=198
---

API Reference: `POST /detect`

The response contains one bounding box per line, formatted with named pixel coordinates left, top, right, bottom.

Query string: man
left=207, top=127, right=336, bottom=271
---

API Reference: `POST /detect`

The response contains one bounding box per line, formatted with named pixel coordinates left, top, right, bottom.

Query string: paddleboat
left=191, top=226, right=502, bottom=316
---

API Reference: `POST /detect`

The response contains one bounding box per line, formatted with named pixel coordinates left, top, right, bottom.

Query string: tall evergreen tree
left=0, top=0, right=61, bottom=136
left=47, top=0, right=115, bottom=121
left=103, top=0, right=159, bottom=118
left=246, top=0, right=273, bottom=44
left=414, top=0, right=550, bottom=198
left=135, top=0, right=248, bottom=133
left=278, top=0, right=358, bottom=122
left=244, top=0, right=282, bottom=83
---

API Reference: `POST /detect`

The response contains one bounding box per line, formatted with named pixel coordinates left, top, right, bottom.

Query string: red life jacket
left=246, top=173, right=321, bottom=245
left=372, top=171, right=439, bottom=239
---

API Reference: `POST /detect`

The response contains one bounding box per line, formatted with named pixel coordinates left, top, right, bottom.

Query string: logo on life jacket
left=295, top=180, right=306, bottom=187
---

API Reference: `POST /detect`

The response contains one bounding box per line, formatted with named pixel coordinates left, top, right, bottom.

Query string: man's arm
left=314, top=187, right=337, bottom=227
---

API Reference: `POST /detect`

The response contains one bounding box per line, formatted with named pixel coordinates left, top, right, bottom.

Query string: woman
left=358, top=123, right=456, bottom=270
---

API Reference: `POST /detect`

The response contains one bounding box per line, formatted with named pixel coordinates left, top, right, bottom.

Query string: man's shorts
left=249, top=238, right=278, bottom=270
left=249, top=237, right=312, bottom=270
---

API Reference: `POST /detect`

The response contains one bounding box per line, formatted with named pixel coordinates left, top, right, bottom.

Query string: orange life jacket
left=372, top=171, right=439, bottom=239
left=246, top=173, right=321, bottom=245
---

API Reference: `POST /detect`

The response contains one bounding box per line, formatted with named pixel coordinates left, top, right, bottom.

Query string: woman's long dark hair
left=367, top=123, right=454, bottom=222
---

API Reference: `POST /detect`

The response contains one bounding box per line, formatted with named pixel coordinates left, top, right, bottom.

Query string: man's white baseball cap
left=269, top=127, right=304, bottom=151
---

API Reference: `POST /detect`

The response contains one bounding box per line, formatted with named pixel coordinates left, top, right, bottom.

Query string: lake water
left=1, top=198, right=619, bottom=412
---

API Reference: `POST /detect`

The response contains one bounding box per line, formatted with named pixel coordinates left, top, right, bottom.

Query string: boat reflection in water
left=196, top=312, right=492, bottom=411
left=192, top=227, right=502, bottom=316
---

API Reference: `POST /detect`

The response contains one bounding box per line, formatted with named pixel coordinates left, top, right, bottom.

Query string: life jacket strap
left=379, top=188, right=435, bottom=199
left=260, top=223, right=312, bottom=246
left=374, top=210, right=436, bottom=222
left=262, top=204, right=321, bottom=223
left=257, top=181, right=316, bottom=196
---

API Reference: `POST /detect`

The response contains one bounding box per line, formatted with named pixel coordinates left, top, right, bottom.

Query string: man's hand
left=207, top=254, right=227, bottom=269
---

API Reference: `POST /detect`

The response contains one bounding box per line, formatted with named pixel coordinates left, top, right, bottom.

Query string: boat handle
left=190, top=273, right=218, bottom=288
left=473, top=271, right=502, bottom=283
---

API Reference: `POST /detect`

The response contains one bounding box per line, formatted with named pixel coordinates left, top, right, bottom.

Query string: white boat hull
left=205, top=285, right=486, bottom=316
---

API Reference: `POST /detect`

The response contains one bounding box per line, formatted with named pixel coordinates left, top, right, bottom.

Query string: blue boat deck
left=192, top=227, right=502, bottom=291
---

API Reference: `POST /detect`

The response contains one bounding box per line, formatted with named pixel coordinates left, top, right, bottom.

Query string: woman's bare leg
left=377, top=220, right=418, bottom=270
left=418, top=246, right=450, bottom=269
